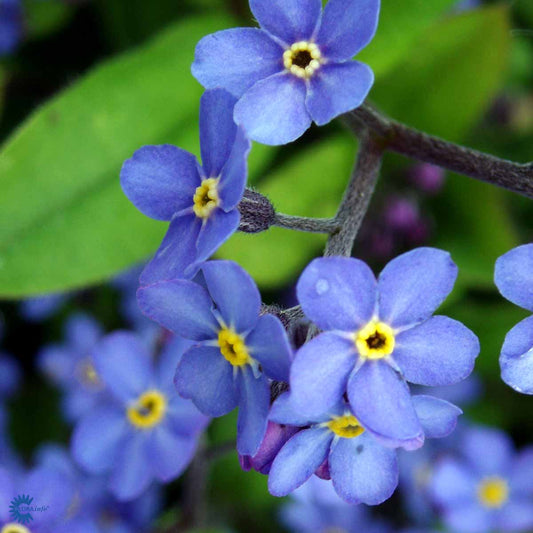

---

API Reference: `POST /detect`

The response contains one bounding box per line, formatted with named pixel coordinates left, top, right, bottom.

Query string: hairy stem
left=273, top=213, right=339, bottom=234
left=325, top=133, right=384, bottom=257
left=346, top=103, right=533, bottom=198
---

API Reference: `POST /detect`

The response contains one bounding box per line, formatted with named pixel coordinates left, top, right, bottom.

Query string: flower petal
left=236, top=367, right=271, bottom=456
left=120, top=145, right=199, bottom=221
left=165, top=394, right=210, bottom=438
left=72, top=407, right=128, bottom=474
left=347, top=361, right=424, bottom=450
left=430, top=457, right=476, bottom=507
left=268, top=427, right=332, bottom=496
left=195, top=209, right=240, bottom=266
left=297, top=256, right=377, bottom=331
left=199, top=89, right=239, bottom=178
left=330, top=432, right=398, bottom=505
left=497, top=499, right=533, bottom=533
left=155, top=336, right=194, bottom=390
left=393, top=316, right=479, bottom=386
left=174, top=345, right=238, bottom=416
left=317, top=0, right=380, bottom=60
left=234, top=72, right=311, bottom=145
left=250, top=0, right=322, bottom=44
left=461, top=426, right=513, bottom=477
left=191, top=28, right=283, bottom=97
left=92, top=332, right=152, bottom=401
left=246, top=314, right=292, bottom=382
left=500, top=315, right=533, bottom=394
left=290, top=332, right=356, bottom=417
left=201, top=260, right=260, bottom=333
left=109, top=434, right=153, bottom=501
left=494, top=243, right=533, bottom=311
left=306, top=61, right=374, bottom=125
left=443, top=504, right=491, bottom=533
left=218, top=128, right=251, bottom=209
left=269, top=392, right=315, bottom=426
left=378, top=248, right=458, bottom=329
left=412, top=395, right=462, bottom=439
left=148, top=424, right=198, bottom=481
left=510, top=447, right=533, bottom=497
left=137, top=279, right=219, bottom=341
left=140, top=214, right=201, bottom=285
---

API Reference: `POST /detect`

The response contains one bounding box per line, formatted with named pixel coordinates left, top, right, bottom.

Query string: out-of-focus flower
left=72, top=333, right=209, bottom=500
left=192, top=0, right=379, bottom=145
left=290, top=248, right=479, bottom=449
left=0, top=353, right=21, bottom=399
left=0, top=0, right=23, bottom=57
left=19, top=293, right=68, bottom=323
left=121, top=89, right=250, bottom=285
left=38, top=313, right=106, bottom=421
left=430, top=426, right=533, bottom=533
left=138, top=260, right=293, bottom=456
left=280, top=475, right=393, bottom=533
left=408, top=164, right=446, bottom=195
left=494, top=244, right=533, bottom=394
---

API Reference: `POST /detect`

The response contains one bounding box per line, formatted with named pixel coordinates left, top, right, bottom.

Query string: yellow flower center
left=2, top=525, right=31, bottom=533
left=193, top=178, right=220, bottom=219
left=355, top=321, right=395, bottom=360
left=127, top=390, right=167, bottom=429
left=477, top=476, right=509, bottom=509
left=327, top=415, right=365, bottom=438
left=218, top=328, right=251, bottom=367
left=78, top=360, right=101, bottom=389
left=283, top=41, right=322, bottom=79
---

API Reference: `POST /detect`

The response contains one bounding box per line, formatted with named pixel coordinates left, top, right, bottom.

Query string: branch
left=346, top=103, right=533, bottom=199
left=273, top=213, right=339, bottom=234
left=325, top=133, right=384, bottom=257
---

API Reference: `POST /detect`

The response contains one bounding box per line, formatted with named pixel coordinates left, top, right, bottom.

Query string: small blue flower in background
left=138, top=260, right=293, bottom=456
left=494, top=243, right=533, bottom=394
left=72, top=332, right=209, bottom=501
left=430, top=425, right=533, bottom=533
left=0, top=464, right=74, bottom=532
left=0, top=0, right=23, bottom=57
left=0, top=352, right=21, bottom=399
left=289, top=248, right=479, bottom=449
left=19, top=293, right=68, bottom=323
left=36, top=444, right=162, bottom=532
left=280, top=475, right=393, bottom=533
left=38, top=313, right=106, bottom=422
left=266, top=391, right=461, bottom=504
left=121, top=88, right=250, bottom=285
left=192, top=0, right=379, bottom=145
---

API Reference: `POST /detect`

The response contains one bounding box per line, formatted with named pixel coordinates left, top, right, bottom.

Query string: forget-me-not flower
left=138, top=260, right=293, bottom=456
left=0, top=0, right=23, bottom=57
left=290, top=248, right=479, bottom=449
left=121, top=88, right=250, bottom=285
left=430, top=426, right=533, bottom=533
left=72, top=333, right=209, bottom=501
left=267, top=391, right=461, bottom=504
left=192, top=0, right=379, bottom=145
left=494, top=243, right=533, bottom=394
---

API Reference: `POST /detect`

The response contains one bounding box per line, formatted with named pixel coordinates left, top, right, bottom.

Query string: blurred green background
left=0, top=0, right=532, bottom=530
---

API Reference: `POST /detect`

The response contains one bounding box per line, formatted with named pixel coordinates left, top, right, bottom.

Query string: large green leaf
left=371, top=5, right=512, bottom=141
left=0, top=15, right=237, bottom=298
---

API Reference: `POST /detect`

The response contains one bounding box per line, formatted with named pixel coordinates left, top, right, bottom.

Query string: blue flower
left=192, top=0, right=379, bottom=145
left=430, top=426, right=533, bottom=533
left=0, top=352, right=21, bottom=399
left=36, top=444, right=162, bottom=532
left=72, top=333, right=209, bottom=500
left=267, top=391, right=461, bottom=504
left=121, top=89, right=250, bottom=285
left=0, top=0, right=23, bottom=57
left=0, top=464, right=74, bottom=532
left=289, top=248, right=479, bottom=449
left=20, top=293, right=68, bottom=322
left=38, top=313, right=106, bottom=422
left=280, top=475, right=393, bottom=533
left=494, top=243, right=533, bottom=394
left=138, top=260, right=293, bottom=456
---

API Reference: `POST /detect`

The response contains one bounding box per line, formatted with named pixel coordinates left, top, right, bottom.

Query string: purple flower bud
left=384, top=197, right=420, bottom=232
left=408, top=164, right=446, bottom=195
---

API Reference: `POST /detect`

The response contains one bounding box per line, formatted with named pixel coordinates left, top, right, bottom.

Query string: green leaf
left=370, top=5, right=512, bottom=141
left=218, top=135, right=356, bottom=288
left=358, top=0, right=458, bottom=78
left=0, top=15, right=243, bottom=298
left=23, top=0, right=73, bottom=39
